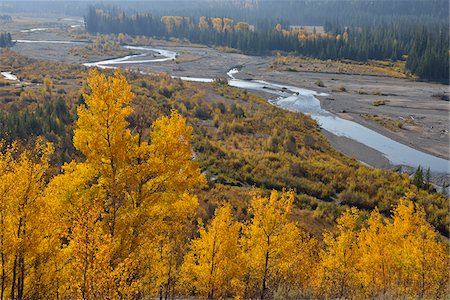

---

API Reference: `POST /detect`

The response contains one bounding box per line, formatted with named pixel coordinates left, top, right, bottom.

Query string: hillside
left=0, top=65, right=447, bottom=299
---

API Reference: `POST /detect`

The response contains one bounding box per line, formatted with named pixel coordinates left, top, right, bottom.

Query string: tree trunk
left=164, top=254, right=173, bottom=300
left=82, top=232, right=89, bottom=300
left=260, top=235, right=270, bottom=300
left=10, top=256, right=17, bottom=300
left=17, top=255, right=24, bottom=300
left=1, top=252, right=5, bottom=300
left=208, top=234, right=217, bottom=300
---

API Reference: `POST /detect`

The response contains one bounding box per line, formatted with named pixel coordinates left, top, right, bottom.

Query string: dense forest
left=1, top=0, right=447, bottom=25
left=0, top=33, right=12, bottom=48
left=0, top=70, right=447, bottom=299
left=85, top=8, right=449, bottom=82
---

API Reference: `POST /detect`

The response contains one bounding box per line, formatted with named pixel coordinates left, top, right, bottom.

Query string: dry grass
left=372, top=99, right=388, bottom=106
left=271, top=55, right=411, bottom=79
left=214, top=46, right=241, bottom=54
left=361, top=113, right=403, bottom=132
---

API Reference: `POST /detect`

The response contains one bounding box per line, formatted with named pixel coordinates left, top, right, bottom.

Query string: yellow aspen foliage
left=317, top=198, right=449, bottom=299
left=42, top=77, right=53, bottom=100
left=44, top=160, right=116, bottom=299
left=235, top=22, right=250, bottom=31
left=0, top=140, right=55, bottom=300
left=298, top=32, right=306, bottom=43
left=120, top=109, right=205, bottom=263
left=161, top=16, right=175, bottom=33
left=117, top=32, right=126, bottom=44
left=133, top=192, right=199, bottom=298
left=357, top=208, right=393, bottom=298
left=387, top=198, right=449, bottom=298
left=74, top=69, right=134, bottom=168
left=0, top=68, right=447, bottom=299
left=357, top=199, right=449, bottom=298
left=315, top=207, right=360, bottom=299
left=240, top=190, right=316, bottom=299
left=147, top=110, right=205, bottom=194
left=66, top=205, right=116, bottom=299
left=124, top=111, right=204, bottom=298
left=211, top=17, right=223, bottom=32
left=222, top=18, right=233, bottom=31
left=180, top=205, right=242, bottom=298
left=198, top=16, right=209, bottom=31
left=74, top=69, right=135, bottom=237
left=161, top=16, right=187, bottom=32
left=343, top=31, right=349, bottom=42
left=56, top=70, right=204, bottom=298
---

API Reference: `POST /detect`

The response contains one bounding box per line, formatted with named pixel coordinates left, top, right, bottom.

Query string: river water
left=12, top=38, right=450, bottom=174
left=1, top=72, right=18, bottom=81
left=226, top=70, right=450, bottom=173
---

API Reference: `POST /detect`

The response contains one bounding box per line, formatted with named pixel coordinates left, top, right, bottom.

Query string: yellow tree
left=222, top=18, right=233, bottom=31
left=42, top=77, right=53, bottom=100
left=73, top=68, right=135, bottom=237
left=0, top=141, right=56, bottom=300
left=161, top=16, right=175, bottom=33
left=44, top=161, right=116, bottom=299
left=129, top=110, right=205, bottom=298
left=235, top=22, right=250, bottom=31
left=343, top=31, right=349, bottom=42
left=55, top=70, right=205, bottom=298
left=357, top=208, right=393, bottom=298
left=211, top=18, right=223, bottom=32
left=315, top=207, right=360, bottom=299
left=198, top=16, right=209, bottom=30
left=357, top=197, right=449, bottom=298
left=181, top=205, right=242, bottom=299
left=387, top=197, right=449, bottom=298
left=241, top=190, right=314, bottom=299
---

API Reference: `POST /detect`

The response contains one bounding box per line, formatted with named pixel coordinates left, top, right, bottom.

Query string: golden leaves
left=0, top=70, right=447, bottom=299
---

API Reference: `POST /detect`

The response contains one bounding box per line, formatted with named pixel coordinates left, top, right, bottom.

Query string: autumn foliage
left=0, top=71, right=447, bottom=299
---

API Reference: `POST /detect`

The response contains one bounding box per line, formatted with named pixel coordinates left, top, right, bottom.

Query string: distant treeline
left=0, top=15, right=12, bottom=21
left=85, top=8, right=449, bottom=82
left=0, top=32, right=12, bottom=48
left=6, top=0, right=447, bottom=25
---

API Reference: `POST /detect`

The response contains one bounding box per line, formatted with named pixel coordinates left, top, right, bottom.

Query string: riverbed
left=7, top=19, right=450, bottom=176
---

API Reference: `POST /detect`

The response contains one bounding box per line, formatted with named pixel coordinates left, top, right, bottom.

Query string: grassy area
left=68, top=36, right=137, bottom=59
left=213, top=46, right=241, bottom=53
left=371, top=99, right=388, bottom=106
left=361, top=113, right=403, bottom=131
left=271, top=55, right=411, bottom=79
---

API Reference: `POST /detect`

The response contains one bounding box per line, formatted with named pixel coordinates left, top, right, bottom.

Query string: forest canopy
left=0, top=33, right=12, bottom=48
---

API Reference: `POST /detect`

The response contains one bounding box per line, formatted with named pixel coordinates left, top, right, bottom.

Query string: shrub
left=194, top=106, right=211, bottom=120
left=372, top=99, right=386, bottom=106
left=315, top=80, right=325, bottom=87
left=333, top=85, right=346, bottom=92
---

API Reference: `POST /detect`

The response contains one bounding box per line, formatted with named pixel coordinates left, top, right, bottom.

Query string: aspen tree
left=181, top=205, right=242, bottom=298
